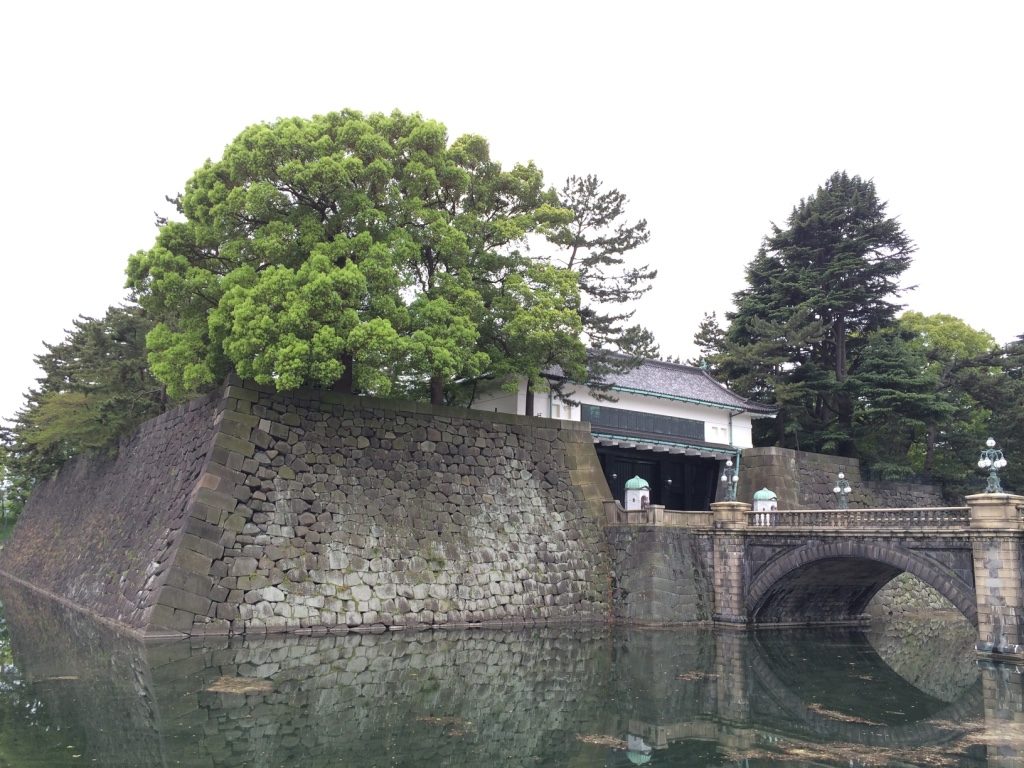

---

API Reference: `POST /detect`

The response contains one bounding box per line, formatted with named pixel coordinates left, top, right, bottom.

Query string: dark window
left=582, top=404, right=704, bottom=442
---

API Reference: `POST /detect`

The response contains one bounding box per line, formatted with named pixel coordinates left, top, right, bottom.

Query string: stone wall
left=606, top=526, right=713, bottom=623
left=739, top=447, right=945, bottom=509
left=0, top=379, right=613, bottom=636
left=0, top=392, right=221, bottom=632
left=867, top=572, right=959, bottom=620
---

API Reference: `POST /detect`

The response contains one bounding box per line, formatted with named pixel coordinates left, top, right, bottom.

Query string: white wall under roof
left=471, top=377, right=757, bottom=448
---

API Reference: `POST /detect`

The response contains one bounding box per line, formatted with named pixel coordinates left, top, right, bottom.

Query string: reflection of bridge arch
left=745, top=540, right=977, bottom=625
left=746, top=632, right=983, bottom=748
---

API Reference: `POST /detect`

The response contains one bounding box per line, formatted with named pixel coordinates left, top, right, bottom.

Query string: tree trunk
left=430, top=375, right=445, bottom=406
left=525, top=379, right=535, bottom=416
left=832, top=315, right=856, bottom=456
left=924, top=423, right=936, bottom=474
left=333, top=354, right=354, bottom=395
left=834, top=316, right=847, bottom=382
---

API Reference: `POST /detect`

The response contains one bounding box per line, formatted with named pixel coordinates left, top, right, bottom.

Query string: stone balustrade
left=609, top=505, right=973, bottom=530
left=746, top=507, right=971, bottom=529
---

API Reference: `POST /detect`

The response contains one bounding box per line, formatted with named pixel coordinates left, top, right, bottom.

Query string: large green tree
left=721, top=172, right=915, bottom=454
left=127, top=110, right=586, bottom=405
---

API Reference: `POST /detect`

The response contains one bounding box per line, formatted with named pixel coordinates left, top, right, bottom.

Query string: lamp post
left=977, top=437, right=1008, bottom=493
left=833, top=472, right=852, bottom=510
left=721, top=458, right=739, bottom=502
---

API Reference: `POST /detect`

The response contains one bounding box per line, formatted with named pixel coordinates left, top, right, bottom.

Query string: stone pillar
left=711, top=502, right=750, bottom=624
left=968, top=493, right=1024, bottom=656
left=980, top=659, right=1024, bottom=767
left=714, top=632, right=751, bottom=728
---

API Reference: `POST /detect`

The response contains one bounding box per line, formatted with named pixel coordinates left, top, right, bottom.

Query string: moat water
left=0, top=583, right=1019, bottom=767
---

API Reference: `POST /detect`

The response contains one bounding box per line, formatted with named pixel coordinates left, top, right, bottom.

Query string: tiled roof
left=550, top=356, right=777, bottom=416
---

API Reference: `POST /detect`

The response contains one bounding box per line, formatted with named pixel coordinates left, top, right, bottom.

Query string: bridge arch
left=747, top=633, right=982, bottom=747
left=744, top=540, right=977, bottom=625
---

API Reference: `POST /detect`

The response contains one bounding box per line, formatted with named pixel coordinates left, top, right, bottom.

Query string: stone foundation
left=0, top=379, right=612, bottom=636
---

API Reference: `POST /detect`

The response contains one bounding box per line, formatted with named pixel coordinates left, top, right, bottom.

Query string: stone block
left=158, top=586, right=212, bottom=616
left=162, top=565, right=214, bottom=596
left=147, top=604, right=195, bottom=633
left=185, top=516, right=225, bottom=543
left=230, top=557, right=260, bottom=577
left=180, top=533, right=225, bottom=562
left=212, top=431, right=257, bottom=459
left=175, top=548, right=213, bottom=577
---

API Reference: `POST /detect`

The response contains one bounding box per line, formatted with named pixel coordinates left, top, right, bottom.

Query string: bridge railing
left=746, top=506, right=971, bottom=529
left=605, top=501, right=974, bottom=529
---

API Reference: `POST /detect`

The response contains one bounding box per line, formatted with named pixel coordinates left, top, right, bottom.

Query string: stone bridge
left=608, top=492, right=1024, bottom=658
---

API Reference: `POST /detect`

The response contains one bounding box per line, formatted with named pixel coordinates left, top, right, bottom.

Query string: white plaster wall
left=471, top=386, right=523, bottom=415
left=557, top=388, right=757, bottom=449
left=470, top=377, right=760, bottom=447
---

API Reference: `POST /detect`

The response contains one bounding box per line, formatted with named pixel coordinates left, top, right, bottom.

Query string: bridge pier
left=969, top=493, right=1024, bottom=657
left=711, top=501, right=752, bottom=625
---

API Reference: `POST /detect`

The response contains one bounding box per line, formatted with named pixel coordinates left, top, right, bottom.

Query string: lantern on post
left=833, top=472, right=852, bottom=510
left=977, top=437, right=1008, bottom=493
left=720, top=458, right=739, bottom=502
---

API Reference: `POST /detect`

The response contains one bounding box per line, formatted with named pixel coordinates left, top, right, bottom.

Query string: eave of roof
left=591, top=431, right=740, bottom=458
left=604, top=383, right=776, bottom=417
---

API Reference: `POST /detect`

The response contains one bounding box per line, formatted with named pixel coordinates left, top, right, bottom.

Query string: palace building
left=471, top=357, right=776, bottom=510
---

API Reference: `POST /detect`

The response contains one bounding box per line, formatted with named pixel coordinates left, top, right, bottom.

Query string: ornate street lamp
left=977, top=437, right=1008, bottom=493
left=833, top=472, right=852, bottom=510
left=721, top=458, right=739, bottom=502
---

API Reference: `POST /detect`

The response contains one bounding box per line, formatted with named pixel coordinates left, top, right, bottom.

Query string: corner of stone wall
left=561, top=425, right=613, bottom=523
left=143, top=379, right=615, bottom=636
left=145, top=380, right=259, bottom=637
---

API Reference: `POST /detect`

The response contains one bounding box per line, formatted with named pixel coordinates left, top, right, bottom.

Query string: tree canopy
left=127, top=109, right=589, bottom=405
left=718, top=171, right=915, bottom=454
left=702, top=169, right=1020, bottom=495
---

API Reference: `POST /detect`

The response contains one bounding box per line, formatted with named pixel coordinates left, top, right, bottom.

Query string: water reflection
left=0, top=580, right=1016, bottom=766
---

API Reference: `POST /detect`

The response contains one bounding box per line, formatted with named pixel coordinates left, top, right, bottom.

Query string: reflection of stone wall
left=1, top=583, right=615, bottom=768
left=739, top=447, right=944, bottom=510
left=867, top=615, right=978, bottom=702
left=176, top=630, right=611, bottom=768
left=0, top=584, right=990, bottom=766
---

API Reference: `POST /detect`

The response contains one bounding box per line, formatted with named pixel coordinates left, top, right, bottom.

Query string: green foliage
left=688, top=311, right=726, bottom=372
left=2, top=306, right=165, bottom=507
left=545, top=174, right=658, bottom=392
left=719, top=172, right=915, bottom=454
left=851, top=325, right=955, bottom=479
left=971, top=334, right=1024, bottom=493
left=129, top=109, right=589, bottom=405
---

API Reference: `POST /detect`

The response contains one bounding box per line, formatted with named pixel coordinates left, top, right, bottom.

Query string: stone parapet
left=967, top=493, right=1024, bottom=532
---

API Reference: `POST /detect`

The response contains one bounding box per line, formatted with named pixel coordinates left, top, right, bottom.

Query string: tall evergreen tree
left=3, top=305, right=165, bottom=508
left=687, top=311, right=726, bottom=373
left=721, top=172, right=915, bottom=454
left=544, top=174, right=658, bottom=393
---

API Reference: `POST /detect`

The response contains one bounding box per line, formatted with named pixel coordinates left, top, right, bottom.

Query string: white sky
left=1, top=1, right=1022, bottom=421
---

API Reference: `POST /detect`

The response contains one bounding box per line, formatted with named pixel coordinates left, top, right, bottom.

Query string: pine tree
left=720, top=172, right=915, bottom=454
left=687, top=311, right=726, bottom=372
left=545, top=174, right=658, bottom=393
left=3, top=305, right=165, bottom=507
